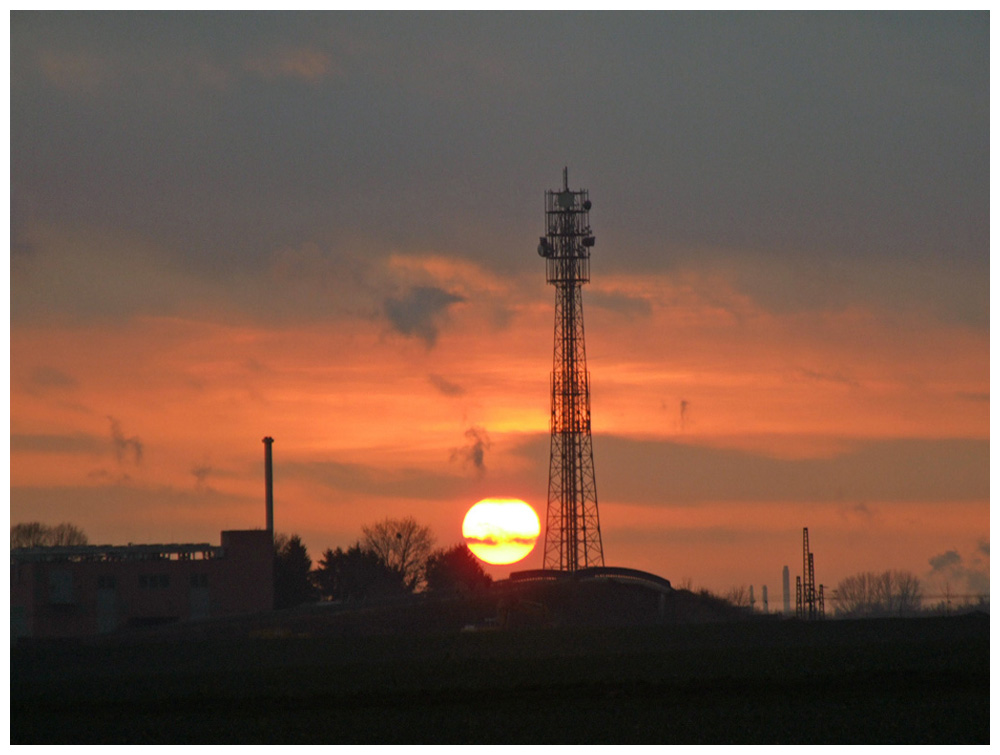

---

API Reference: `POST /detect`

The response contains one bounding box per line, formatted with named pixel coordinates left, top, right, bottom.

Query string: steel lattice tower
left=796, top=526, right=819, bottom=620
left=537, top=168, right=604, bottom=571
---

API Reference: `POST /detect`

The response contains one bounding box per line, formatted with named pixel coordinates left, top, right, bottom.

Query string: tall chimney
left=782, top=565, right=791, bottom=615
left=263, top=436, right=274, bottom=535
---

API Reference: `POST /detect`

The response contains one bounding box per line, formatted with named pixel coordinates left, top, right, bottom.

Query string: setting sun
left=462, top=498, right=541, bottom=565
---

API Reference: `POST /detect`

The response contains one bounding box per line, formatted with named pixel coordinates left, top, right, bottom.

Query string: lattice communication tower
left=537, top=168, right=604, bottom=571
left=795, top=526, right=823, bottom=619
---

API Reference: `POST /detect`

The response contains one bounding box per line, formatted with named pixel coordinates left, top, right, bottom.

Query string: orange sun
left=462, top=498, right=541, bottom=565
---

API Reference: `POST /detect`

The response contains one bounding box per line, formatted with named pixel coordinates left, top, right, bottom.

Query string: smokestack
left=782, top=565, right=791, bottom=615
left=263, top=437, right=274, bottom=535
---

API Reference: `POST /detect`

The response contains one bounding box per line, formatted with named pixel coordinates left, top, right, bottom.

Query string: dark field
left=11, top=603, right=988, bottom=744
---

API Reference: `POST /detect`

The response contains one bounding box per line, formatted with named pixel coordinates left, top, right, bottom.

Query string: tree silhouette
left=273, top=533, right=317, bottom=609
left=425, top=544, right=492, bottom=593
left=313, top=543, right=406, bottom=602
left=11, top=522, right=88, bottom=548
left=724, top=585, right=750, bottom=608
left=833, top=570, right=923, bottom=617
left=361, top=516, right=435, bottom=591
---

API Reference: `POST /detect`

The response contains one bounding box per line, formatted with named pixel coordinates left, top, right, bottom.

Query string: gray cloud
left=428, top=373, right=466, bottom=397
left=383, top=286, right=464, bottom=347
left=956, top=392, right=989, bottom=403
left=11, top=432, right=104, bottom=455
left=511, top=433, right=988, bottom=506
left=9, top=482, right=260, bottom=543
left=27, top=366, right=78, bottom=392
left=107, top=416, right=143, bottom=465
left=588, top=290, right=653, bottom=319
left=191, top=463, right=213, bottom=489
left=283, top=459, right=468, bottom=501
left=450, top=426, right=491, bottom=475
left=851, top=502, right=875, bottom=519
left=929, top=550, right=962, bottom=572
left=927, top=547, right=989, bottom=596
left=798, top=369, right=860, bottom=389
left=10, top=13, right=987, bottom=326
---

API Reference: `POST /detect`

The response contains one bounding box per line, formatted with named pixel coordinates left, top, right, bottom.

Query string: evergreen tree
left=425, top=544, right=493, bottom=593
left=313, top=543, right=406, bottom=602
left=273, top=533, right=317, bottom=609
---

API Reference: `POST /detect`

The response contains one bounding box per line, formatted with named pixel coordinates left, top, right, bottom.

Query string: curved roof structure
left=506, top=566, right=673, bottom=594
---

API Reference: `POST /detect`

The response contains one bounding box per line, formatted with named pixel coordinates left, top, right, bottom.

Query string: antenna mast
left=536, top=168, right=604, bottom=571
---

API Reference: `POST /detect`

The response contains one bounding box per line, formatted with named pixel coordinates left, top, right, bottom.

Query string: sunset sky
left=10, top=12, right=989, bottom=599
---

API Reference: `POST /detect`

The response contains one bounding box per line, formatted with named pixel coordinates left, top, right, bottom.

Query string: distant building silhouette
left=12, top=437, right=279, bottom=639
left=11, top=530, right=274, bottom=639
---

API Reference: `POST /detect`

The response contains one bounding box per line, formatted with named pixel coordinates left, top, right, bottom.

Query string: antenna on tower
left=537, top=169, right=604, bottom=571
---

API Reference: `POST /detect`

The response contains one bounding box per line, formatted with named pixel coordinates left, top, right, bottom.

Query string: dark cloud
left=927, top=547, right=989, bottom=596
left=956, top=392, right=989, bottom=403
left=282, top=459, right=468, bottom=501
left=10, top=12, right=987, bottom=325
left=450, top=426, right=491, bottom=475
left=107, top=416, right=143, bottom=465
left=929, top=550, right=962, bottom=572
left=588, top=290, right=652, bottom=318
left=798, top=369, right=860, bottom=389
left=11, top=432, right=104, bottom=455
left=428, top=373, right=466, bottom=397
left=512, top=433, right=988, bottom=506
left=191, top=463, right=213, bottom=489
left=27, top=366, right=78, bottom=392
left=9, top=482, right=259, bottom=543
left=383, top=286, right=464, bottom=347
left=851, top=502, right=875, bottom=519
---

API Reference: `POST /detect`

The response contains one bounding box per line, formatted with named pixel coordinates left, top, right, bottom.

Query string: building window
left=139, top=574, right=170, bottom=589
left=97, top=575, right=117, bottom=589
left=190, top=573, right=208, bottom=588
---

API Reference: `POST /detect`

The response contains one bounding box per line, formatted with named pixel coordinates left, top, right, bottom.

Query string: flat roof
left=11, top=543, right=224, bottom=563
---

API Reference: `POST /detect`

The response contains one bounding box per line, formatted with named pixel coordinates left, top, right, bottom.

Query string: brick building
left=11, top=529, right=274, bottom=639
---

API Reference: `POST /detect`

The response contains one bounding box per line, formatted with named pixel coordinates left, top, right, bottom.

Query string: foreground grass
left=11, top=613, right=988, bottom=743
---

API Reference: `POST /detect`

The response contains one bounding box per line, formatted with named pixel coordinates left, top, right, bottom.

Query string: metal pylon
left=537, top=168, right=604, bottom=571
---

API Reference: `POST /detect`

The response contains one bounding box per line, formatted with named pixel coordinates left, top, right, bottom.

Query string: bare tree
left=362, top=516, right=435, bottom=591
left=833, top=570, right=923, bottom=617
left=890, top=570, right=923, bottom=614
left=11, top=522, right=48, bottom=549
left=49, top=522, right=90, bottom=546
left=725, top=585, right=750, bottom=608
left=11, top=522, right=88, bottom=549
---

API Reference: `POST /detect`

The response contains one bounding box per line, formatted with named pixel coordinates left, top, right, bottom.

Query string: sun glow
left=462, top=498, right=541, bottom=565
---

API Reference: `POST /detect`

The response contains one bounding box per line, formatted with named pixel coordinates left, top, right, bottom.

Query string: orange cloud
left=10, top=261, right=987, bottom=594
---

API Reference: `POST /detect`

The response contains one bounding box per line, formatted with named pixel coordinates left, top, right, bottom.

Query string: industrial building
left=11, top=438, right=278, bottom=640
left=11, top=529, right=274, bottom=639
